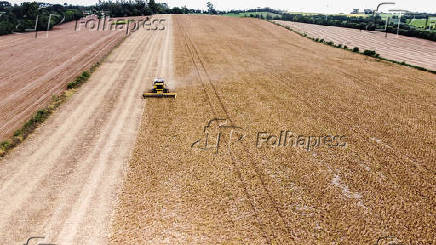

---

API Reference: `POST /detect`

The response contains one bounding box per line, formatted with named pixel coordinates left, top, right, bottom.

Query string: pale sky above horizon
left=6, top=0, right=436, bottom=14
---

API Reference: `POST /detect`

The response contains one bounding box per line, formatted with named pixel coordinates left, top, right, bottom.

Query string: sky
left=6, top=0, right=436, bottom=14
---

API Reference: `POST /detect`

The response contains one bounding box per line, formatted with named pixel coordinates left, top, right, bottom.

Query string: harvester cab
left=143, top=78, right=176, bottom=98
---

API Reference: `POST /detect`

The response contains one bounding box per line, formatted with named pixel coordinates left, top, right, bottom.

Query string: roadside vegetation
left=0, top=71, right=90, bottom=157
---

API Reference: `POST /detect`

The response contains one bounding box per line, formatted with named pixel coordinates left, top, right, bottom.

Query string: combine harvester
left=143, top=78, right=176, bottom=98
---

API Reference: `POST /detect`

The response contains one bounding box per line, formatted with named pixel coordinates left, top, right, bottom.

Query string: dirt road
left=111, top=15, right=435, bottom=244
left=0, top=15, right=172, bottom=244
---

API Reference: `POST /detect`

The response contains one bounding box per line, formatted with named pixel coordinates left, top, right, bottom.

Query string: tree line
left=226, top=7, right=282, bottom=15
left=0, top=0, right=203, bottom=36
left=94, top=0, right=202, bottom=17
left=0, top=2, right=83, bottom=35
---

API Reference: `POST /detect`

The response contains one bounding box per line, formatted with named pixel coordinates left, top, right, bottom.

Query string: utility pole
left=389, top=9, right=409, bottom=37
left=34, top=15, right=39, bottom=39
left=371, top=2, right=395, bottom=31
left=424, top=15, right=429, bottom=30
left=33, top=6, right=48, bottom=39
left=385, top=16, right=390, bottom=37
left=397, top=12, right=402, bottom=36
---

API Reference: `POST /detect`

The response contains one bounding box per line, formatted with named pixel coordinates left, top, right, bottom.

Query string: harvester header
left=143, top=79, right=176, bottom=98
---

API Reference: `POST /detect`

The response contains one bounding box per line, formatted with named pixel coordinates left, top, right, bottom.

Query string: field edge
left=0, top=36, right=128, bottom=159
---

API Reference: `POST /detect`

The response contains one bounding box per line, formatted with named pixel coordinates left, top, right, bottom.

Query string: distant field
left=345, top=14, right=369, bottom=17
left=112, top=19, right=129, bottom=25
left=224, top=11, right=282, bottom=18
left=275, top=20, right=436, bottom=71
left=230, top=11, right=435, bottom=29
left=286, top=11, right=320, bottom=15
left=407, top=18, right=436, bottom=29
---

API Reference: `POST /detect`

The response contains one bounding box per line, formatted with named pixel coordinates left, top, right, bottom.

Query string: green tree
left=206, top=2, right=216, bottom=15
left=148, top=0, right=158, bottom=14
left=22, top=2, right=38, bottom=19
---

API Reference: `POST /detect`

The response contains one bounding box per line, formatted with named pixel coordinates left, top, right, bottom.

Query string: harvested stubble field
left=0, top=18, right=124, bottom=141
left=0, top=15, right=171, bottom=243
left=111, top=15, right=436, bottom=244
left=274, top=20, right=436, bottom=71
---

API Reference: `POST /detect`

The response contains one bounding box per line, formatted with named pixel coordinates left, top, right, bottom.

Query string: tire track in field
left=176, top=17, right=295, bottom=243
